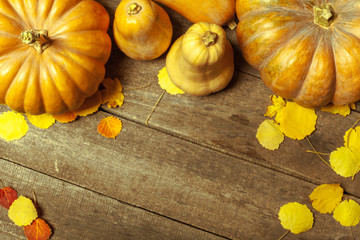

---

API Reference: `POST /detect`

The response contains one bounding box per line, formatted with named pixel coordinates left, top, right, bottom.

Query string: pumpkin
left=153, top=0, right=236, bottom=26
left=236, top=0, right=360, bottom=107
left=113, top=0, right=172, bottom=60
left=166, top=22, right=234, bottom=96
left=0, top=0, right=111, bottom=115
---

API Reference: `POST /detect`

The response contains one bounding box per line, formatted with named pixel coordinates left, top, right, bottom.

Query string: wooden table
left=1, top=1, right=360, bottom=239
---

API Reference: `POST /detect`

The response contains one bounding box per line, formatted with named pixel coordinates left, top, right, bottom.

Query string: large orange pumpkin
left=0, top=0, right=111, bottom=115
left=236, top=0, right=360, bottom=107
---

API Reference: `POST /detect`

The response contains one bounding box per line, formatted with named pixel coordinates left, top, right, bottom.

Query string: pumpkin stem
left=202, top=31, right=218, bottom=47
left=19, top=29, right=52, bottom=54
left=128, top=3, right=142, bottom=15
left=314, top=3, right=336, bottom=28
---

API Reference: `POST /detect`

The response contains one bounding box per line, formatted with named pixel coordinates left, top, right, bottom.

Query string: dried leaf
left=101, top=78, right=124, bottom=108
left=278, top=202, right=314, bottom=234
left=321, top=104, right=352, bottom=117
left=158, top=67, right=185, bottom=95
left=309, top=184, right=343, bottom=214
left=0, top=111, right=28, bottom=141
left=53, top=112, right=77, bottom=123
left=8, top=196, right=38, bottom=226
left=0, top=187, right=17, bottom=209
left=72, top=90, right=102, bottom=116
left=333, top=199, right=360, bottom=227
left=256, top=119, right=284, bottom=150
left=26, top=113, right=55, bottom=129
left=279, top=102, right=317, bottom=140
left=264, top=95, right=286, bottom=123
left=97, top=116, right=122, bottom=139
left=329, top=147, right=360, bottom=178
left=24, top=218, right=52, bottom=240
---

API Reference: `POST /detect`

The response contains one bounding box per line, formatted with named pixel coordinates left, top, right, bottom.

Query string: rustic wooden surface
left=1, top=0, right=360, bottom=239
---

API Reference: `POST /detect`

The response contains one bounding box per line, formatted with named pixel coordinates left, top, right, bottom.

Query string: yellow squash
left=166, top=22, right=234, bottom=96
left=154, top=0, right=236, bottom=26
left=114, top=0, right=173, bottom=60
left=0, top=0, right=111, bottom=115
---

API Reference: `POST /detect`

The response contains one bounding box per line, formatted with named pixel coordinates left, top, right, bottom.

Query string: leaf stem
left=278, top=230, right=290, bottom=240
left=124, top=81, right=155, bottom=91
left=145, top=90, right=166, bottom=125
left=0, top=179, right=5, bottom=188
left=306, top=150, right=330, bottom=155
left=306, top=136, right=332, bottom=167
left=350, top=226, right=355, bottom=240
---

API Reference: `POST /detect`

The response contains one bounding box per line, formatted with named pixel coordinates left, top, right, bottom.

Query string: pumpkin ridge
left=48, top=47, right=104, bottom=95
left=294, top=29, right=331, bottom=105
left=44, top=0, right=83, bottom=30
left=43, top=50, right=87, bottom=106
left=0, top=7, right=25, bottom=30
left=259, top=24, right=316, bottom=72
left=4, top=51, right=34, bottom=112
left=4, top=0, right=31, bottom=29
left=39, top=61, right=68, bottom=114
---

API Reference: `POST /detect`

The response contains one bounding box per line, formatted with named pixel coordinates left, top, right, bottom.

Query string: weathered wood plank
left=95, top=0, right=360, bottom=198
left=0, top=158, right=226, bottom=240
left=0, top=105, right=359, bottom=239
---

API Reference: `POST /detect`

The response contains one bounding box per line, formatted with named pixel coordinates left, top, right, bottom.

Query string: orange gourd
left=113, top=0, right=173, bottom=60
left=153, top=0, right=236, bottom=26
left=236, top=0, right=360, bottom=107
left=0, top=0, right=111, bottom=115
left=166, top=22, right=234, bottom=96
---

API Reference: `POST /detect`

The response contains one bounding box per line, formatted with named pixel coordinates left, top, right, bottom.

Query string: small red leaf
left=24, top=218, right=52, bottom=240
left=0, top=187, right=18, bottom=209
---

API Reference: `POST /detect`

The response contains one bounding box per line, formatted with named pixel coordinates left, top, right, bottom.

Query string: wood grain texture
left=0, top=104, right=359, bottom=239
left=0, top=158, right=226, bottom=240
left=98, top=0, right=360, bottom=198
left=0, top=0, right=359, bottom=239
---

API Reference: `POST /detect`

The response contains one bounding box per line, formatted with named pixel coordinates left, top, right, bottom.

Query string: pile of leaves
left=0, top=78, right=124, bottom=141
left=0, top=185, right=51, bottom=240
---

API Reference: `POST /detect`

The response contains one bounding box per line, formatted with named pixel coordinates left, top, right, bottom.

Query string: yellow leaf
left=265, top=95, right=286, bottom=123
left=53, top=112, right=77, bottom=123
left=0, top=111, right=28, bottom=141
left=158, top=67, right=185, bottom=95
left=97, top=116, right=122, bottom=139
left=329, top=147, right=360, bottom=178
left=256, top=119, right=284, bottom=150
left=72, top=90, right=102, bottom=116
left=8, top=196, right=38, bottom=226
left=350, top=103, right=356, bottom=110
left=26, top=113, right=55, bottom=129
left=344, top=126, right=360, bottom=152
left=278, top=202, right=313, bottom=234
left=279, top=102, right=317, bottom=140
left=321, top=104, right=352, bottom=117
left=101, top=78, right=124, bottom=108
left=333, top=199, right=360, bottom=227
left=309, top=184, right=343, bottom=214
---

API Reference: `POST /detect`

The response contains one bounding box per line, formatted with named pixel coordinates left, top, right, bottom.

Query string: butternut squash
left=153, top=0, right=236, bottom=26
left=114, top=0, right=173, bottom=60
left=166, top=22, right=234, bottom=96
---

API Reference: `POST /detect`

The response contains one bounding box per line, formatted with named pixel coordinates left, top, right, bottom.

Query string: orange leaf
left=100, top=78, right=124, bottom=108
left=24, top=218, right=52, bottom=240
left=53, top=112, right=77, bottom=123
left=72, top=90, right=102, bottom=116
left=0, top=187, right=17, bottom=209
left=97, top=116, right=122, bottom=139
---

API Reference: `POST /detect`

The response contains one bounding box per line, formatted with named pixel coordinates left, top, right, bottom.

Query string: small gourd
left=113, top=0, right=173, bottom=60
left=166, top=22, right=234, bottom=96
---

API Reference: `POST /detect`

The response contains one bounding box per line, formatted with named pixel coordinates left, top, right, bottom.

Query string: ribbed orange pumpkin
left=0, top=0, right=111, bottom=115
left=236, top=0, right=360, bottom=107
